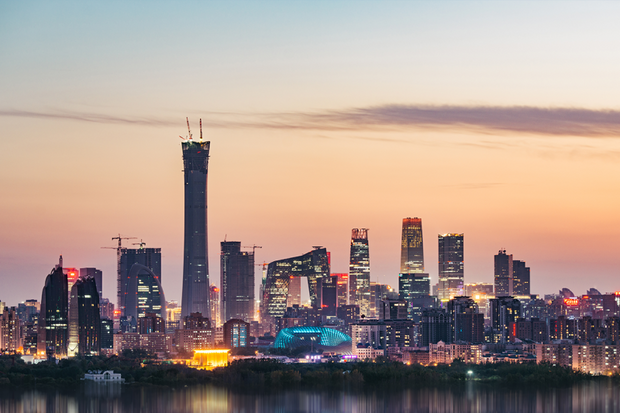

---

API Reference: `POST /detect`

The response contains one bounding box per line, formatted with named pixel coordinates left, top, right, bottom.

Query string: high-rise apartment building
left=349, top=229, right=370, bottom=317
left=119, top=247, right=161, bottom=317
left=494, top=249, right=513, bottom=296
left=438, top=234, right=464, bottom=302
left=68, top=276, right=100, bottom=356
left=38, top=265, right=68, bottom=358
left=220, top=242, right=255, bottom=323
left=400, top=218, right=424, bottom=273
left=181, top=138, right=211, bottom=319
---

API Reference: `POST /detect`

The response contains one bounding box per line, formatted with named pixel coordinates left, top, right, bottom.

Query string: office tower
left=490, top=296, right=521, bottom=343
left=138, top=312, right=166, bottom=334
left=123, top=263, right=166, bottom=323
left=181, top=137, right=211, bottom=319
left=0, top=307, right=20, bottom=353
left=210, top=285, right=221, bottom=327
left=68, top=276, right=100, bottom=356
left=370, top=283, right=398, bottom=319
left=119, top=247, right=161, bottom=317
left=262, top=248, right=330, bottom=327
left=100, top=319, right=114, bottom=350
left=399, top=272, right=433, bottom=321
left=494, top=249, right=513, bottom=296
left=223, top=319, right=250, bottom=348
left=400, top=218, right=424, bottom=273
left=287, top=277, right=302, bottom=307
left=220, top=242, right=255, bottom=323
left=512, top=260, right=531, bottom=296
left=349, top=229, right=370, bottom=317
left=438, top=234, right=464, bottom=302
left=319, top=275, right=338, bottom=317
left=378, top=299, right=408, bottom=320
left=332, top=273, right=349, bottom=306
left=447, top=296, right=483, bottom=344
left=421, top=308, right=450, bottom=346
left=38, top=265, right=68, bottom=358
left=80, top=268, right=103, bottom=302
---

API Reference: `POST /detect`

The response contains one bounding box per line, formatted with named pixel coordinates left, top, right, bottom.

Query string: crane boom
left=186, top=117, right=192, bottom=140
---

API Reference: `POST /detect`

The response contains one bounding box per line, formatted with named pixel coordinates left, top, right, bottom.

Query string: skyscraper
left=181, top=138, right=211, bottom=319
left=349, top=228, right=370, bottom=317
left=220, top=241, right=255, bottom=323
left=119, top=247, right=161, bottom=317
left=438, top=233, right=464, bottom=302
left=512, top=260, right=531, bottom=296
left=80, top=268, right=103, bottom=302
left=400, top=218, right=424, bottom=273
left=494, top=249, right=513, bottom=296
left=68, top=276, right=100, bottom=356
left=123, top=264, right=166, bottom=322
left=399, top=217, right=432, bottom=320
left=38, top=265, right=68, bottom=358
left=262, top=248, right=330, bottom=327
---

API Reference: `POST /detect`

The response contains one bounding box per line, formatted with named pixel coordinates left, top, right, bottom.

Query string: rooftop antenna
left=200, top=118, right=203, bottom=143
left=186, top=117, right=193, bottom=140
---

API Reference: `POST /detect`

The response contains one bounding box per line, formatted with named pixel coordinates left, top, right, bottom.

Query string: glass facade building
left=349, top=228, right=370, bottom=317
left=181, top=140, right=211, bottom=319
left=220, top=241, right=255, bottom=323
left=512, top=260, right=531, bottom=296
left=438, top=233, right=464, bottom=302
left=38, top=266, right=68, bottom=358
left=399, top=217, right=432, bottom=321
left=400, top=217, right=424, bottom=274
left=68, top=276, right=101, bottom=356
left=494, top=249, right=513, bottom=296
left=262, top=248, right=330, bottom=326
left=119, top=247, right=161, bottom=317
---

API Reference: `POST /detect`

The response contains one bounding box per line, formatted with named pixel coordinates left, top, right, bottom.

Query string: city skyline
left=3, top=1, right=620, bottom=306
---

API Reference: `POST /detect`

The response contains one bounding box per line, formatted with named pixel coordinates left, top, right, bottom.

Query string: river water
left=1, top=381, right=619, bottom=413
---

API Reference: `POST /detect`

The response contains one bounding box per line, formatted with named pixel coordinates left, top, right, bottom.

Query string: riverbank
left=0, top=355, right=612, bottom=391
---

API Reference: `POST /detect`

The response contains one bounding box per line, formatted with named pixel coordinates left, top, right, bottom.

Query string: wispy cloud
left=5, top=105, right=620, bottom=138
left=234, top=105, right=620, bottom=137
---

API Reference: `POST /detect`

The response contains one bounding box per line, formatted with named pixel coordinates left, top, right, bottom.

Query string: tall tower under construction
left=181, top=126, right=211, bottom=319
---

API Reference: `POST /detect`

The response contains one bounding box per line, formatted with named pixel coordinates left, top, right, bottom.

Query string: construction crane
left=200, top=118, right=203, bottom=143
left=242, top=245, right=262, bottom=255
left=133, top=239, right=147, bottom=249
left=186, top=117, right=193, bottom=140
left=102, top=234, right=137, bottom=316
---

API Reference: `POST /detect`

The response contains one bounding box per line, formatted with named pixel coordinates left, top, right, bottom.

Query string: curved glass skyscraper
left=181, top=140, right=211, bottom=319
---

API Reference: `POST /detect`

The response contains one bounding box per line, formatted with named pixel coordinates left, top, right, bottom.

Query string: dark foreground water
left=1, top=381, right=620, bottom=413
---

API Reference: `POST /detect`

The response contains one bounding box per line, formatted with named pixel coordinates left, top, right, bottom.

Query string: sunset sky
left=2, top=1, right=620, bottom=306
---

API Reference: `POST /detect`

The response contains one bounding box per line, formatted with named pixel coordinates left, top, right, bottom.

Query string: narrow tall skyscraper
left=38, top=265, right=68, bottom=358
left=438, top=233, right=464, bottom=302
left=349, top=228, right=370, bottom=317
left=220, top=241, right=255, bottom=323
left=400, top=218, right=424, bottom=273
left=181, top=135, right=211, bottom=319
left=494, top=249, right=513, bottom=296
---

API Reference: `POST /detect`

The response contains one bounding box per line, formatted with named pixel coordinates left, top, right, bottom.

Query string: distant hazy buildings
left=438, top=234, right=464, bottom=302
left=512, top=260, right=531, bottom=296
left=220, top=241, right=255, bottom=323
left=349, top=229, right=370, bottom=317
left=181, top=138, right=211, bottom=319
left=494, top=249, right=530, bottom=297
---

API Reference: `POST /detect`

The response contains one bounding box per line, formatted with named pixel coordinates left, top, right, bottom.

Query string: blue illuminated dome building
left=274, top=326, right=351, bottom=352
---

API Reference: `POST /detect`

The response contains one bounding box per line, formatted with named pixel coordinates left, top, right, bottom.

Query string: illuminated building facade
left=223, top=318, right=250, bottom=348
left=123, top=264, right=166, bottom=323
left=119, top=247, right=161, bottom=317
left=261, top=248, right=330, bottom=326
left=438, top=234, right=464, bottom=302
left=68, top=276, right=100, bottom=356
left=181, top=139, right=211, bottom=319
left=210, top=285, right=221, bottom=327
left=38, top=265, right=68, bottom=358
left=512, top=260, right=531, bottom=296
left=0, top=307, right=20, bottom=353
left=400, top=218, right=424, bottom=274
left=332, top=273, right=348, bottom=306
left=349, top=229, right=371, bottom=317
left=494, top=249, right=513, bottom=296
left=220, top=241, right=255, bottom=323
left=490, top=296, right=521, bottom=343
